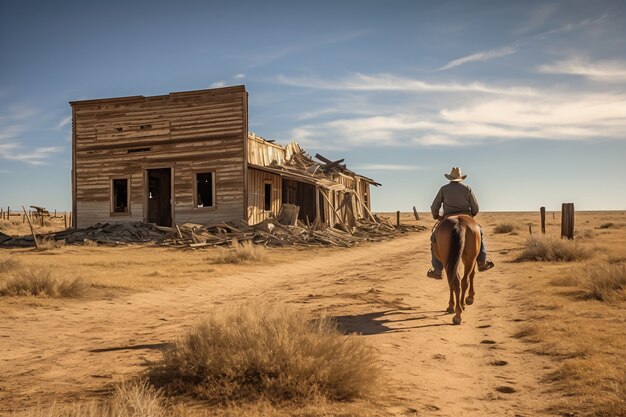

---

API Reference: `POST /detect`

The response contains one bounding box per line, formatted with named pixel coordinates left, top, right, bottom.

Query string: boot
left=478, top=258, right=495, bottom=272
left=426, top=268, right=443, bottom=279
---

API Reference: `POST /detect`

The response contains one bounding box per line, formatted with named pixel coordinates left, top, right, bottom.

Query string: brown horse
left=433, top=215, right=481, bottom=325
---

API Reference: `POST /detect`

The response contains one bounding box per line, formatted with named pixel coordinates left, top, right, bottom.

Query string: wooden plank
left=22, top=205, right=39, bottom=249
left=320, top=189, right=349, bottom=231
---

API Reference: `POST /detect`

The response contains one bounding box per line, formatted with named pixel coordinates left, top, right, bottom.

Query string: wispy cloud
left=234, top=73, right=245, bottom=80
left=0, top=145, right=64, bottom=165
left=537, top=57, right=626, bottom=82
left=56, top=115, right=71, bottom=129
left=0, top=125, right=24, bottom=141
left=291, top=91, right=626, bottom=149
left=277, top=73, right=535, bottom=96
left=0, top=105, right=63, bottom=165
left=438, top=14, right=607, bottom=71
left=438, top=47, right=516, bottom=71
left=246, top=30, right=368, bottom=69
left=0, top=106, right=36, bottom=140
left=210, top=81, right=226, bottom=88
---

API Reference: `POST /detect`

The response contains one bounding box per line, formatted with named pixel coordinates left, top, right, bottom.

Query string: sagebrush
left=149, top=304, right=380, bottom=404
left=578, top=263, right=626, bottom=301
left=516, top=236, right=591, bottom=262
left=0, top=267, right=87, bottom=297
left=493, top=223, right=516, bottom=234
left=212, top=241, right=267, bottom=264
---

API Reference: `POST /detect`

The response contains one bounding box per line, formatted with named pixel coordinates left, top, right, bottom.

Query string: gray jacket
left=430, top=182, right=479, bottom=218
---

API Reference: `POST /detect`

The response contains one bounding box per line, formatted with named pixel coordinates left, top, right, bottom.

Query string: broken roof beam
left=315, top=153, right=347, bottom=171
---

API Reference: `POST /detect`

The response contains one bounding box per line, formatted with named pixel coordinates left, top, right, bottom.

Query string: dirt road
left=0, top=231, right=557, bottom=416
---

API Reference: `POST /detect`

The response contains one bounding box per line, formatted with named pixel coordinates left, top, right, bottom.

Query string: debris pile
left=0, top=216, right=425, bottom=248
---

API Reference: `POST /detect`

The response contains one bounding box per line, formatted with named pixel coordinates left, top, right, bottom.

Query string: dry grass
left=212, top=241, right=267, bottom=264
left=0, top=218, right=22, bottom=230
left=550, top=262, right=626, bottom=302
left=514, top=318, right=626, bottom=416
left=598, top=222, right=617, bottom=229
left=493, top=223, right=517, bottom=234
left=575, top=229, right=595, bottom=239
left=516, top=236, right=591, bottom=262
left=0, top=256, right=21, bottom=273
left=37, top=238, right=67, bottom=250
left=149, top=303, right=380, bottom=404
left=578, top=263, right=626, bottom=301
left=18, top=379, right=173, bottom=417
left=607, top=255, right=626, bottom=264
left=0, top=267, right=88, bottom=297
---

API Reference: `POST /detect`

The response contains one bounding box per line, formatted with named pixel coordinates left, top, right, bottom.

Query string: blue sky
left=1, top=0, right=625, bottom=212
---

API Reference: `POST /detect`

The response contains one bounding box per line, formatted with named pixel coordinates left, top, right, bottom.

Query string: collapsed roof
left=247, top=133, right=381, bottom=191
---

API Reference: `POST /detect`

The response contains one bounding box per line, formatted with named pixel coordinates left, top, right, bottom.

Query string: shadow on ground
left=333, top=308, right=452, bottom=335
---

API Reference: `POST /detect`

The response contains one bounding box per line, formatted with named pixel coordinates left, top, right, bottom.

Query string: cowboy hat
left=445, top=166, right=467, bottom=182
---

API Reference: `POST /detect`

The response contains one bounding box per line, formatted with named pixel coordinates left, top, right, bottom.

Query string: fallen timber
left=0, top=217, right=426, bottom=249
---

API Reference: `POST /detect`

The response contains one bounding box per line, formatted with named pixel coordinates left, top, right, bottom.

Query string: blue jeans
left=431, top=226, right=487, bottom=271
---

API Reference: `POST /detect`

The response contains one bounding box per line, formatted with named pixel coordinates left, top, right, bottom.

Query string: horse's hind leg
left=466, top=266, right=476, bottom=305
left=452, top=281, right=462, bottom=325
left=447, top=285, right=455, bottom=314
left=460, top=274, right=469, bottom=310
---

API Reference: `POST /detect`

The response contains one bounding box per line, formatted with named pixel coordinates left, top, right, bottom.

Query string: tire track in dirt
left=0, top=233, right=557, bottom=416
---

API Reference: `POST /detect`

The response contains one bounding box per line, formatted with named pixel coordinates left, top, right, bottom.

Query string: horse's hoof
left=466, top=297, right=474, bottom=305
left=446, top=307, right=454, bottom=314
left=452, top=316, right=462, bottom=325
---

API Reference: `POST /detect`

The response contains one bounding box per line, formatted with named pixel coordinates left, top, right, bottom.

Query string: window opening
left=112, top=179, right=128, bottom=213
left=196, top=172, right=214, bottom=207
left=264, top=183, right=272, bottom=211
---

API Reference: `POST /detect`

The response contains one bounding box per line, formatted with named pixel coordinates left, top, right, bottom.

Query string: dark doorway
left=281, top=179, right=319, bottom=223
left=147, top=168, right=172, bottom=226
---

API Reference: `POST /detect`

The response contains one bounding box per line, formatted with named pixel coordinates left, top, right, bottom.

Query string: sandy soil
left=1, top=211, right=624, bottom=416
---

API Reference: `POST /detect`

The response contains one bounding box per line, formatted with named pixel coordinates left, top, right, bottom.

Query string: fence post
left=396, top=210, right=400, bottom=226
left=6, top=207, right=9, bottom=220
left=412, top=206, right=420, bottom=220
left=64, top=212, right=67, bottom=229
left=561, top=203, right=575, bottom=239
left=540, top=207, right=546, bottom=234
left=528, top=224, right=532, bottom=235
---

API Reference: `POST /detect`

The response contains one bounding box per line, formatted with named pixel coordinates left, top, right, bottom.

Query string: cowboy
left=427, top=167, right=494, bottom=279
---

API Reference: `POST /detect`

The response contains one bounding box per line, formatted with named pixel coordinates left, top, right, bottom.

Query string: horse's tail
left=445, top=219, right=466, bottom=285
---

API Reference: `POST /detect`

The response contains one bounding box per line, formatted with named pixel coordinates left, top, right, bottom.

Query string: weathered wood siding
left=247, top=168, right=281, bottom=224
left=247, top=135, right=287, bottom=166
left=72, top=86, right=248, bottom=228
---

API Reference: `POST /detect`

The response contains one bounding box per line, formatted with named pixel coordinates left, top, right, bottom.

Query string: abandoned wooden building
left=70, top=85, right=379, bottom=229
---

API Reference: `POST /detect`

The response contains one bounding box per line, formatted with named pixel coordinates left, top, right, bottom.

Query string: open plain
left=0, top=211, right=625, bottom=417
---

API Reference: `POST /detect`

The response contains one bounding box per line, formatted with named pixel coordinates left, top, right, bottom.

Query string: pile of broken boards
left=0, top=222, right=166, bottom=247
left=0, top=217, right=426, bottom=249
left=168, top=216, right=426, bottom=248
